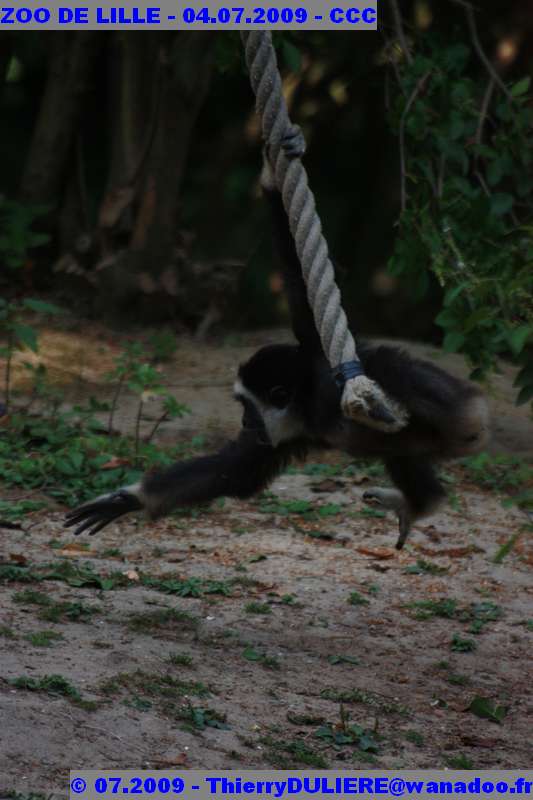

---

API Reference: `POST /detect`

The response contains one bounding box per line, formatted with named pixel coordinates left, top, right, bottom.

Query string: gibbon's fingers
left=65, top=490, right=142, bottom=536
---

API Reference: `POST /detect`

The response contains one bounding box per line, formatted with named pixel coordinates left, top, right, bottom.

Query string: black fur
left=65, top=141, right=489, bottom=543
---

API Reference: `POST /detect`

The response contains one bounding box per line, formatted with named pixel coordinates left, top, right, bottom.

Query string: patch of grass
left=168, top=652, right=193, bottom=667
left=492, top=533, right=520, bottom=564
left=256, top=496, right=342, bottom=520
left=258, top=498, right=313, bottom=515
left=242, top=646, right=280, bottom=670
left=405, top=730, right=424, bottom=746
left=244, top=601, right=271, bottom=615
left=10, top=673, right=82, bottom=702
left=451, top=634, right=477, bottom=652
left=0, top=499, right=47, bottom=521
left=407, top=598, right=503, bottom=633
left=347, top=592, right=369, bottom=606
left=461, top=453, right=533, bottom=510
left=127, top=607, right=199, bottom=634
left=280, top=594, right=298, bottom=605
left=25, top=630, right=64, bottom=647
left=100, top=670, right=209, bottom=700
left=316, top=722, right=379, bottom=753
left=13, top=589, right=50, bottom=605
left=447, top=672, right=470, bottom=686
left=0, top=625, right=17, bottom=638
left=1, top=559, right=129, bottom=590
left=467, top=602, right=503, bottom=633
left=43, top=601, right=99, bottom=623
left=321, top=687, right=408, bottom=715
left=101, top=547, right=123, bottom=558
left=13, top=589, right=99, bottom=623
left=140, top=574, right=233, bottom=597
left=261, top=735, right=328, bottom=768
left=446, top=754, right=475, bottom=769
left=176, top=703, right=229, bottom=731
left=300, top=462, right=345, bottom=477
left=406, top=598, right=458, bottom=620
left=357, top=507, right=386, bottom=518
left=124, top=696, right=153, bottom=712
left=404, top=559, right=448, bottom=575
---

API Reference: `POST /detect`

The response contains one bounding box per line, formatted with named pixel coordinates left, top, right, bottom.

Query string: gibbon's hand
left=65, top=489, right=142, bottom=537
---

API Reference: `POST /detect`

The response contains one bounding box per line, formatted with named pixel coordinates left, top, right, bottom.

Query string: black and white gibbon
left=65, top=137, right=490, bottom=549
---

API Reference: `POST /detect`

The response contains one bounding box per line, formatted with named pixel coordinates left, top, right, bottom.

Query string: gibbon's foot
left=363, top=487, right=412, bottom=550
left=65, top=489, right=142, bottom=537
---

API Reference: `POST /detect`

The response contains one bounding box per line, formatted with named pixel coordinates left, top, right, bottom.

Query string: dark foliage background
left=0, top=3, right=532, bottom=399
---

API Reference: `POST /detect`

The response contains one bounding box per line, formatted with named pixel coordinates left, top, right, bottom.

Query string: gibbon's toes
left=363, top=488, right=413, bottom=550
left=65, top=490, right=142, bottom=536
left=395, top=510, right=412, bottom=551
left=281, top=125, right=306, bottom=160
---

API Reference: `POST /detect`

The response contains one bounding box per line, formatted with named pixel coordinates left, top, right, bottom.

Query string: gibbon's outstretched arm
left=65, top=428, right=301, bottom=536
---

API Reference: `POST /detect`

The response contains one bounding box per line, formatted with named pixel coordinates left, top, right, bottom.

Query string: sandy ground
left=0, top=327, right=532, bottom=794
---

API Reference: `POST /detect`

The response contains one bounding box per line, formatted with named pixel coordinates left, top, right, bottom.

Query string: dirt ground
left=0, top=327, right=532, bottom=794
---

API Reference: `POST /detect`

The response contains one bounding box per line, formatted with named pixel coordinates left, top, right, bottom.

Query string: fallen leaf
left=357, top=546, right=396, bottom=560
left=60, top=542, right=91, bottom=554
left=101, top=456, right=131, bottom=470
left=9, top=553, right=27, bottom=565
left=152, top=753, right=188, bottom=767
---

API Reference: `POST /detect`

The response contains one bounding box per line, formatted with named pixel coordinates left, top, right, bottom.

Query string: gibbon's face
left=234, top=345, right=305, bottom=447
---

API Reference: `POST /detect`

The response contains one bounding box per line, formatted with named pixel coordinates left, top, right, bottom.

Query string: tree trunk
left=19, top=32, right=99, bottom=207
left=96, top=31, right=217, bottom=318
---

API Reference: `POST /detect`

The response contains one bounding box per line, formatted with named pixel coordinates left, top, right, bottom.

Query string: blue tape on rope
left=333, top=359, right=365, bottom=389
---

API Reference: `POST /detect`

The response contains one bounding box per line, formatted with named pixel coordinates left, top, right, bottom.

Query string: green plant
left=10, top=673, right=83, bottom=702
left=387, top=35, right=533, bottom=406
left=0, top=297, right=63, bottom=412
left=244, top=601, right=271, bottom=615
left=0, top=405, right=198, bottom=509
left=461, top=453, right=533, bottom=511
left=451, top=633, right=477, bottom=652
left=0, top=198, right=49, bottom=270
left=105, top=343, right=189, bottom=457
left=25, top=630, right=64, bottom=647
left=347, top=591, right=369, bottom=607
left=468, top=695, right=507, bottom=723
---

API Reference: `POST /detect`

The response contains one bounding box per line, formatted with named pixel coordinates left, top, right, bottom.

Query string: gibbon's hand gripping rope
left=241, top=32, right=409, bottom=433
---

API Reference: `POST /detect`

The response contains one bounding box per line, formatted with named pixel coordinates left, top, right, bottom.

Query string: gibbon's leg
left=364, top=457, right=446, bottom=549
left=65, top=430, right=296, bottom=537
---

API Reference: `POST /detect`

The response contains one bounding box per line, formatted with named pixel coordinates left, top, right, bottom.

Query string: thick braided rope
left=241, top=32, right=408, bottom=432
